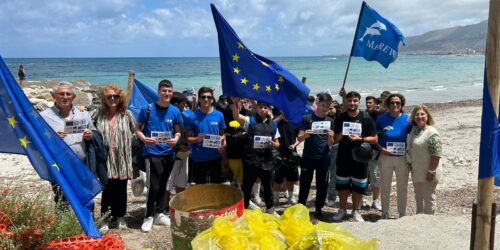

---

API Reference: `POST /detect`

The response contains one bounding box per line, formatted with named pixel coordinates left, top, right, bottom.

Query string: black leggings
left=242, top=162, right=274, bottom=209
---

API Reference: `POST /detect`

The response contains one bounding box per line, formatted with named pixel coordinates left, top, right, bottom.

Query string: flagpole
left=341, top=1, right=366, bottom=89
left=475, top=0, right=499, bottom=249
left=126, top=70, right=135, bottom=106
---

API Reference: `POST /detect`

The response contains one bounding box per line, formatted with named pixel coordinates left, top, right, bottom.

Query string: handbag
left=132, top=104, right=151, bottom=172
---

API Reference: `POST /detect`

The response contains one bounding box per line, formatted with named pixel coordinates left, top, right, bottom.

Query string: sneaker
left=117, top=217, right=127, bottom=229
left=333, top=209, right=347, bottom=221
left=141, top=217, right=154, bottom=232
left=266, top=207, right=279, bottom=217
left=99, top=224, right=109, bottom=232
left=288, top=196, right=298, bottom=205
left=315, top=209, right=324, bottom=220
left=253, top=196, right=265, bottom=206
left=372, top=199, right=382, bottom=211
left=352, top=210, right=364, bottom=222
left=153, top=213, right=171, bottom=226
left=381, top=212, right=389, bottom=219
left=248, top=200, right=259, bottom=210
left=326, top=199, right=336, bottom=207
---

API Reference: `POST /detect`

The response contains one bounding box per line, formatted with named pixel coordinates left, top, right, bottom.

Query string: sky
left=0, top=0, right=489, bottom=58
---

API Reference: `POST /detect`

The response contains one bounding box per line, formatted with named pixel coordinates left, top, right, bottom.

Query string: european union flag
left=210, top=4, right=310, bottom=127
left=478, top=70, right=500, bottom=186
left=0, top=56, right=103, bottom=237
left=352, top=1, right=405, bottom=68
left=128, top=79, right=158, bottom=120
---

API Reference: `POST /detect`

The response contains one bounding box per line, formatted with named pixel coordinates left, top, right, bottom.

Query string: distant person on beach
left=92, top=84, right=136, bottom=230
left=333, top=91, right=377, bottom=222
left=135, top=79, right=183, bottom=232
left=365, top=95, right=382, bottom=211
left=185, top=87, right=226, bottom=184
left=40, top=81, right=95, bottom=210
left=376, top=93, right=412, bottom=219
left=326, top=100, right=341, bottom=207
left=297, top=93, right=334, bottom=219
left=406, top=105, right=442, bottom=215
left=17, top=65, right=25, bottom=88
left=231, top=98, right=280, bottom=215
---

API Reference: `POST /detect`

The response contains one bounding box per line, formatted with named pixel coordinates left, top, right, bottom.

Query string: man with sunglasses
left=40, top=81, right=96, bottom=209
left=185, top=87, right=226, bottom=184
left=135, top=79, right=183, bottom=232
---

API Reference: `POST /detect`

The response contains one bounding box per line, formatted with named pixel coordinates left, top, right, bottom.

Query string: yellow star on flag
left=241, top=78, right=248, bottom=85
left=275, top=83, right=280, bottom=91
left=19, top=136, right=30, bottom=148
left=232, top=53, right=240, bottom=62
left=238, top=42, right=244, bottom=49
left=233, top=67, right=240, bottom=74
left=7, top=116, right=17, bottom=128
left=278, top=75, right=284, bottom=83
left=253, top=83, right=260, bottom=91
left=265, top=85, right=271, bottom=92
left=261, top=61, right=269, bottom=67
left=52, top=163, right=60, bottom=171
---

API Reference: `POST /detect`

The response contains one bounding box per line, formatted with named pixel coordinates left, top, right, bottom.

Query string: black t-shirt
left=301, top=113, right=335, bottom=159
left=334, top=111, right=376, bottom=159
left=277, top=120, right=298, bottom=155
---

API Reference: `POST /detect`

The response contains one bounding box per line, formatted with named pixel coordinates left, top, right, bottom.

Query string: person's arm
left=166, top=124, right=181, bottom=147
left=185, top=130, right=205, bottom=144
left=218, top=130, right=226, bottom=153
left=426, top=133, right=442, bottom=181
left=230, top=97, right=246, bottom=125
left=135, top=123, right=156, bottom=146
left=334, top=133, right=342, bottom=144
left=269, top=138, right=280, bottom=150
left=339, top=87, right=347, bottom=112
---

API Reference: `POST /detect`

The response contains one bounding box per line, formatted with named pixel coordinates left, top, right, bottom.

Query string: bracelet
left=427, top=169, right=436, bottom=175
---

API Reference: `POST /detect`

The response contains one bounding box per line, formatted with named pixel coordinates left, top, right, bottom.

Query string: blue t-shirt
left=376, top=112, right=411, bottom=148
left=186, top=109, right=226, bottom=162
left=138, top=103, right=183, bottom=156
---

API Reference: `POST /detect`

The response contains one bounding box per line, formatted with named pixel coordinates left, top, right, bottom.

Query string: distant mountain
left=400, top=20, right=487, bottom=55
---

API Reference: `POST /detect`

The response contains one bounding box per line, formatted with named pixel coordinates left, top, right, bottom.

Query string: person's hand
left=303, top=130, right=313, bottom=139
left=82, top=129, right=92, bottom=140
left=268, top=140, right=279, bottom=149
left=197, top=133, right=206, bottom=143
left=380, top=148, right=393, bottom=156
left=339, top=88, right=346, bottom=97
left=143, top=137, right=156, bottom=146
left=348, top=134, right=362, bottom=142
left=166, top=137, right=178, bottom=147
left=76, top=106, right=86, bottom=112
left=426, top=172, right=435, bottom=182
left=218, top=144, right=227, bottom=153
left=327, top=130, right=334, bottom=138
left=288, top=144, right=296, bottom=150
left=57, top=131, right=67, bottom=139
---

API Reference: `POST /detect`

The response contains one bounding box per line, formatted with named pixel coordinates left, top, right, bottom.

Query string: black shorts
left=274, top=164, right=299, bottom=183
left=335, top=157, right=369, bottom=194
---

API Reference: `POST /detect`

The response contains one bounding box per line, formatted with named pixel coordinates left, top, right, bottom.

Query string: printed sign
left=64, top=119, right=88, bottom=134
left=203, top=134, right=222, bottom=149
left=253, top=136, right=272, bottom=149
left=342, top=122, right=362, bottom=136
left=311, top=121, right=331, bottom=134
left=386, top=142, right=405, bottom=156
left=151, top=131, right=172, bottom=144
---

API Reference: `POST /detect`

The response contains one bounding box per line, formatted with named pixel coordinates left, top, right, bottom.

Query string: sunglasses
left=55, top=92, right=74, bottom=97
left=106, top=95, right=120, bottom=100
left=389, top=101, right=401, bottom=106
left=200, top=95, right=213, bottom=100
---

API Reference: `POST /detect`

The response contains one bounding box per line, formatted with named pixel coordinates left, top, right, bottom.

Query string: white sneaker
left=273, top=191, right=279, bottom=204
left=117, top=217, right=127, bottom=229
left=154, top=213, right=171, bottom=226
left=352, top=210, right=364, bottom=222
left=284, top=190, right=290, bottom=199
left=333, top=209, right=347, bottom=221
left=99, top=224, right=109, bottom=232
left=372, top=199, right=382, bottom=211
left=248, top=200, right=259, bottom=210
left=141, top=217, right=154, bottom=232
left=288, top=196, right=298, bottom=205
left=326, top=200, right=336, bottom=207
left=253, top=196, right=265, bottom=206
left=265, top=207, right=279, bottom=217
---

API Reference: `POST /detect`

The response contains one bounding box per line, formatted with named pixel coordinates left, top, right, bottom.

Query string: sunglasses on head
left=200, top=95, right=212, bottom=100
left=106, top=95, right=120, bottom=100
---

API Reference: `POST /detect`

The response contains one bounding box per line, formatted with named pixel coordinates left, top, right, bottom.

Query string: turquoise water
left=5, top=55, right=484, bottom=105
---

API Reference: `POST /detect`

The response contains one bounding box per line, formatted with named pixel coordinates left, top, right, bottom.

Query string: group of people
left=39, top=79, right=442, bottom=234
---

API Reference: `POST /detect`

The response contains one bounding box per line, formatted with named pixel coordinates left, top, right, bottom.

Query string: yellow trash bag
left=288, top=222, right=380, bottom=250
left=278, top=204, right=315, bottom=246
left=245, top=209, right=287, bottom=250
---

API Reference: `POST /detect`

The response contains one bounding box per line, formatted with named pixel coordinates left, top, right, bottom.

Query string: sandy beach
left=1, top=100, right=498, bottom=250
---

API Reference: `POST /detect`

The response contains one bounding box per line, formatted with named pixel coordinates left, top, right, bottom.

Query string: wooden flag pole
left=341, top=2, right=365, bottom=90
left=475, top=0, right=499, bottom=249
left=126, top=70, right=135, bottom=106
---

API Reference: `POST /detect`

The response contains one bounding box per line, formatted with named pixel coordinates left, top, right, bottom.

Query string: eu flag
left=210, top=4, right=310, bottom=127
left=0, top=56, right=103, bottom=237
left=352, top=1, right=405, bottom=68
left=478, top=70, right=500, bottom=186
left=128, top=79, right=158, bottom=120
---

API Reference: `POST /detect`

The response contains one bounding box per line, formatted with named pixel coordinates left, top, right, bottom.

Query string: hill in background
left=400, top=20, right=487, bottom=55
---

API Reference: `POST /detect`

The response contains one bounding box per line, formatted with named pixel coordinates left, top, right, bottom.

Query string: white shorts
left=167, top=152, right=189, bottom=190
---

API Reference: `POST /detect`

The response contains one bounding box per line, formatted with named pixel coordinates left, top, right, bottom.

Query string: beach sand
left=1, top=101, right=498, bottom=249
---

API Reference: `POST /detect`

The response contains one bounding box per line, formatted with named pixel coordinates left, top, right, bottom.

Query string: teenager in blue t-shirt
left=185, top=87, right=226, bottom=184
left=135, top=80, right=183, bottom=233
left=375, top=93, right=412, bottom=219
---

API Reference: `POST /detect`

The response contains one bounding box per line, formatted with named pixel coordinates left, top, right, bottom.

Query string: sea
left=4, top=55, right=485, bottom=106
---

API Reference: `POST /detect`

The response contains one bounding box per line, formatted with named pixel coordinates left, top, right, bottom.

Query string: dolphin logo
left=359, top=20, right=387, bottom=41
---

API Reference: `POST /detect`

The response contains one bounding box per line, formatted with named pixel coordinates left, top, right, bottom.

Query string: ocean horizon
left=5, top=55, right=484, bottom=105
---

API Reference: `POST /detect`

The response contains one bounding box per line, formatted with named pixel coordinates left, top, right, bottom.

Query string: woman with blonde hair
left=92, top=84, right=136, bottom=230
left=406, top=105, right=442, bottom=214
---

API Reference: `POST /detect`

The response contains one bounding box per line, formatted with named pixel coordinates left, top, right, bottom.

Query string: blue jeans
left=327, top=144, right=338, bottom=202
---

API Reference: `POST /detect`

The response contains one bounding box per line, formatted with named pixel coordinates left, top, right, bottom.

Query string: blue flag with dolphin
left=0, top=55, right=102, bottom=237
left=352, top=1, right=405, bottom=68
